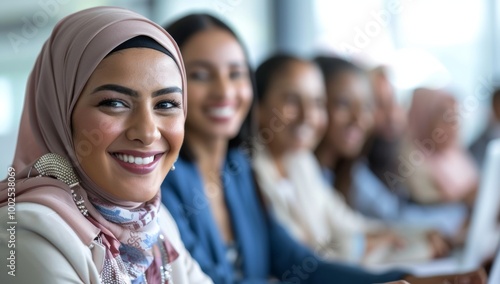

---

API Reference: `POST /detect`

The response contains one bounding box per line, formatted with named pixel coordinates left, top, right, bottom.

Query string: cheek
left=331, top=110, right=349, bottom=130
left=238, top=86, right=253, bottom=114
left=282, top=104, right=299, bottom=122
left=186, top=85, right=205, bottom=108
left=326, top=111, right=346, bottom=142
left=73, top=112, right=120, bottom=161
left=361, top=113, right=375, bottom=132
left=159, top=118, right=185, bottom=149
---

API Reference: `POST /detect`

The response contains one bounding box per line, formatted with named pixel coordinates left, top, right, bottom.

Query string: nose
left=212, top=73, right=235, bottom=100
left=297, top=100, right=314, bottom=124
left=351, top=103, right=373, bottom=128
left=125, top=106, right=161, bottom=145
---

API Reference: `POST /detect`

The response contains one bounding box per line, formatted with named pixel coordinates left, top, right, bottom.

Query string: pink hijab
left=407, top=88, right=478, bottom=202
left=0, top=6, right=186, bottom=283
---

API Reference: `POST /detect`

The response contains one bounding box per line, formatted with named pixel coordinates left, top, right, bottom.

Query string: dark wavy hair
left=313, top=56, right=364, bottom=82
left=164, top=13, right=256, bottom=160
left=255, top=53, right=304, bottom=102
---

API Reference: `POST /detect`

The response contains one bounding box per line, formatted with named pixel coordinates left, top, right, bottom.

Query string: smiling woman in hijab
left=0, top=7, right=212, bottom=284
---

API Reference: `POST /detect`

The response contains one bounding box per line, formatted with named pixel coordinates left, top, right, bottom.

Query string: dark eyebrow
left=152, top=87, right=183, bottom=97
left=185, top=61, right=212, bottom=69
left=92, top=84, right=182, bottom=98
left=186, top=60, right=246, bottom=69
left=92, top=84, right=138, bottom=97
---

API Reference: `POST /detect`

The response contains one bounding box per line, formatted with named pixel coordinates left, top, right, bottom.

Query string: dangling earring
left=171, top=157, right=178, bottom=171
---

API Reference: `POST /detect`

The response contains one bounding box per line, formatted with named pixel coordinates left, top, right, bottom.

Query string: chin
left=338, top=147, right=358, bottom=159
left=218, top=130, right=240, bottom=140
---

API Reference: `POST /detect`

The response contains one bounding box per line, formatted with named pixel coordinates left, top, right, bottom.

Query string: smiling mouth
left=111, top=152, right=162, bottom=166
left=207, top=106, right=235, bottom=119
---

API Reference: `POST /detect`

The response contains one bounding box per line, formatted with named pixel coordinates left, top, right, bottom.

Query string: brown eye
left=229, top=70, right=246, bottom=80
left=189, top=70, right=210, bottom=81
left=98, top=99, right=128, bottom=108
left=155, top=100, right=181, bottom=110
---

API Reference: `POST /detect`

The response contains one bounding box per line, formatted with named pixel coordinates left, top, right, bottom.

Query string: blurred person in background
left=366, top=66, right=407, bottom=192
left=404, top=88, right=479, bottom=206
left=469, top=87, right=500, bottom=168
left=362, top=65, right=469, bottom=238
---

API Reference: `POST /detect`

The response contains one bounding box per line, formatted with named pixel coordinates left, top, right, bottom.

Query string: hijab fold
left=0, top=6, right=187, bottom=283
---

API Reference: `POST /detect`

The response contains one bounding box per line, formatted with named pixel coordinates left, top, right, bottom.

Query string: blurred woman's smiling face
left=180, top=28, right=252, bottom=141
left=323, top=71, right=374, bottom=158
left=72, top=48, right=184, bottom=202
left=259, top=60, right=327, bottom=153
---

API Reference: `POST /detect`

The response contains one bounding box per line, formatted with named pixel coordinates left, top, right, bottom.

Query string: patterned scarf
left=89, top=194, right=161, bottom=281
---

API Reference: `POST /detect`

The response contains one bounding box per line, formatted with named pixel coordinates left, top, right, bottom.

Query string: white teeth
left=115, top=153, right=155, bottom=165
left=143, top=156, right=154, bottom=164
left=208, top=106, right=235, bottom=118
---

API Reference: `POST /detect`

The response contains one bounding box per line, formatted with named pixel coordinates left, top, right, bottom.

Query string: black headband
left=108, top=35, right=174, bottom=59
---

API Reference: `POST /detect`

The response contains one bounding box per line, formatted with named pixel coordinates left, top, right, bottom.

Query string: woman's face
left=181, top=28, right=252, bottom=141
left=259, top=61, right=327, bottom=152
left=72, top=48, right=184, bottom=202
left=323, top=71, right=374, bottom=158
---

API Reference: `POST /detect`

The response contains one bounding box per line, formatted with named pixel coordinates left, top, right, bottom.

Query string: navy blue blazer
left=161, top=148, right=406, bottom=284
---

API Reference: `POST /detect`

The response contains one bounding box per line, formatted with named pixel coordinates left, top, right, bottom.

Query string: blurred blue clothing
left=161, top=148, right=407, bottom=284
left=323, top=160, right=467, bottom=236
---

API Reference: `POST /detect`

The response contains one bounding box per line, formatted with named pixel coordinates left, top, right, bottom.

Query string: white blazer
left=0, top=202, right=213, bottom=284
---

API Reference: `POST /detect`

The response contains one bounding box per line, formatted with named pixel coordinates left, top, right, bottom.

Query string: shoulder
left=1, top=202, right=82, bottom=237
left=0, top=203, right=101, bottom=283
left=158, top=204, right=183, bottom=248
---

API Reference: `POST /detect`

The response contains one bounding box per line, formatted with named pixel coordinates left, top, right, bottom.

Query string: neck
left=185, top=131, right=228, bottom=173
left=315, top=141, right=338, bottom=171
left=265, top=141, right=288, bottom=178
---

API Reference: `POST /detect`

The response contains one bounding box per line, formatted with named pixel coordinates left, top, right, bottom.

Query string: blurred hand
left=365, top=231, right=405, bottom=254
left=426, top=230, right=451, bottom=258
left=404, top=268, right=487, bottom=284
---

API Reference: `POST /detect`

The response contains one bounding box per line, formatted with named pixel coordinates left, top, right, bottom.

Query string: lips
left=109, top=150, right=165, bottom=175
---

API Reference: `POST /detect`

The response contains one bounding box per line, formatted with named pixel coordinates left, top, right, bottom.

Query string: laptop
left=367, top=138, right=500, bottom=276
